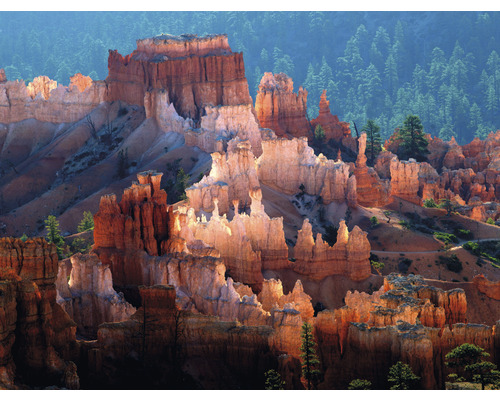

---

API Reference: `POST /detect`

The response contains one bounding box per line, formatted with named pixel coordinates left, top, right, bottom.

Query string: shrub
left=371, top=260, right=385, bottom=273
left=370, top=216, right=379, bottom=227
left=463, top=241, right=480, bottom=256
left=399, top=220, right=412, bottom=230
left=423, top=198, right=438, bottom=208
left=486, top=217, right=495, bottom=225
left=433, top=231, right=459, bottom=244
left=398, top=258, right=412, bottom=273
left=348, top=379, right=372, bottom=390
left=77, top=211, right=94, bottom=232
left=455, top=229, right=473, bottom=240
left=438, top=254, right=463, bottom=273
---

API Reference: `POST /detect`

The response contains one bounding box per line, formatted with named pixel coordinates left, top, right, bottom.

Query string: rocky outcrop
left=292, top=219, right=371, bottom=281
left=354, top=133, right=390, bottom=207
left=0, top=237, right=77, bottom=388
left=185, top=104, right=269, bottom=157
left=186, top=139, right=260, bottom=214
left=310, top=90, right=351, bottom=142
left=254, top=72, right=311, bottom=138
left=0, top=73, right=106, bottom=124
left=106, top=34, right=252, bottom=121
left=473, top=274, right=500, bottom=300
left=0, top=68, right=6, bottom=83
left=93, top=170, right=174, bottom=286
left=56, top=253, right=136, bottom=337
left=390, top=157, right=421, bottom=205
left=144, top=88, right=193, bottom=134
left=257, top=137, right=351, bottom=204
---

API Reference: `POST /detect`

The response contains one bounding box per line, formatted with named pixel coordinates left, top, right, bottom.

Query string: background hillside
left=1, top=11, right=499, bottom=143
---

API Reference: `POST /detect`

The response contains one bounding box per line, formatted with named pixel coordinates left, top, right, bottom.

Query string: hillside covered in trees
left=1, top=11, right=499, bottom=143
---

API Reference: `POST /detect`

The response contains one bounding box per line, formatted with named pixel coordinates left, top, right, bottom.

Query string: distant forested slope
left=0, top=11, right=499, bottom=143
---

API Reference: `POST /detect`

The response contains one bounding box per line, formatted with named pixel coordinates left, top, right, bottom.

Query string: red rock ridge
left=105, top=33, right=252, bottom=121
left=255, top=72, right=311, bottom=138
left=473, top=274, right=500, bottom=300
left=310, top=90, right=351, bottom=142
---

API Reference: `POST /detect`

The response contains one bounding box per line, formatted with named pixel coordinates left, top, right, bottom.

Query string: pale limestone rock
left=390, top=157, right=421, bottom=205
left=144, top=89, right=193, bottom=133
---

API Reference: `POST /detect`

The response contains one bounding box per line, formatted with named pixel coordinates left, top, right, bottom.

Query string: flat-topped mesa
left=310, top=90, right=352, bottom=143
left=0, top=72, right=106, bottom=124
left=106, top=33, right=252, bottom=121
left=292, top=219, right=371, bottom=281
left=255, top=72, right=311, bottom=138
left=134, top=33, right=232, bottom=60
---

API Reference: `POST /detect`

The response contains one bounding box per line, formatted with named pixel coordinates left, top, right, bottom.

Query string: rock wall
left=56, top=253, right=136, bottom=337
left=0, top=237, right=77, bottom=388
left=106, top=34, right=252, bottom=121
left=473, top=274, right=500, bottom=300
left=390, top=157, right=421, bottom=205
left=257, top=137, right=351, bottom=204
left=0, top=73, right=106, bottom=124
left=292, top=219, right=371, bottom=281
left=254, top=72, right=311, bottom=138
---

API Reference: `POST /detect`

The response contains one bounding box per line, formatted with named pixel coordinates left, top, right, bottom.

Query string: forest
left=0, top=11, right=499, bottom=144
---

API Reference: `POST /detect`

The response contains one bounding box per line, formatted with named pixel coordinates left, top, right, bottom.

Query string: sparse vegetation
left=463, top=241, right=500, bottom=267
left=387, top=361, right=420, bottom=390
left=423, top=198, right=438, bottom=208
left=300, top=321, right=320, bottom=390
left=348, top=379, right=372, bottom=390
left=486, top=217, right=495, bottom=225
left=369, top=216, right=379, bottom=228
left=371, top=260, right=385, bottom=273
left=264, top=369, right=285, bottom=390
left=433, top=231, right=459, bottom=245
left=398, top=258, right=412, bottom=273
left=45, top=215, right=65, bottom=259
left=438, top=254, right=463, bottom=273
left=20, top=233, right=28, bottom=242
left=314, top=124, right=325, bottom=143
left=77, top=211, right=94, bottom=233
left=439, top=198, right=456, bottom=216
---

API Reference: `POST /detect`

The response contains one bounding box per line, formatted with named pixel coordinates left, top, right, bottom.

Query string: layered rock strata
left=254, top=72, right=311, bottom=138
left=186, top=139, right=260, bottom=214
left=0, top=73, right=106, bottom=124
left=56, top=253, right=136, bottom=337
left=292, top=219, right=371, bottom=281
left=257, top=137, right=351, bottom=204
left=0, top=237, right=77, bottom=388
left=106, top=34, right=252, bottom=121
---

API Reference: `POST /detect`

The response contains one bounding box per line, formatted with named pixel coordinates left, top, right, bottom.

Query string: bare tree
left=85, top=114, right=98, bottom=140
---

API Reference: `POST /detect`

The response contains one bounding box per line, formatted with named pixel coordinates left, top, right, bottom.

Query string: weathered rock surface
left=0, top=73, right=106, bottom=124
left=390, top=157, right=421, bottom=205
left=255, top=72, right=311, bottom=138
left=0, top=237, right=77, bottom=388
left=292, top=219, right=371, bottom=281
left=56, top=253, right=136, bottom=337
left=473, top=274, right=500, bottom=300
left=310, top=90, right=351, bottom=142
left=106, top=34, right=252, bottom=121
left=257, top=137, right=351, bottom=204
left=186, top=139, right=260, bottom=214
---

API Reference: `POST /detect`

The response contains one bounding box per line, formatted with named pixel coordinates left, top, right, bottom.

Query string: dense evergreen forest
left=1, top=11, right=499, bottom=143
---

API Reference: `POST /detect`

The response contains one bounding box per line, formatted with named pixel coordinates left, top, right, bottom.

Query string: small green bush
left=348, top=379, right=372, bottom=390
left=433, top=231, right=459, bottom=244
left=486, top=217, right=495, bottom=225
left=399, top=220, right=412, bottom=230
left=370, top=216, right=379, bottom=227
left=423, top=198, right=438, bottom=208
left=438, top=254, right=463, bottom=273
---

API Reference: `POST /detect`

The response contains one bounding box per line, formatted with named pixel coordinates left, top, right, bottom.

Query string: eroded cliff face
left=293, top=219, right=371, bottom=281
left=257, top=137, right=352, bottom=204
left=255, top=72, right=311, bottom=138
left=106, top=34, right=252, bottom=121
left=56, top=253, right=136, bottom=337
left=0, top=237, right=77, bottom=388
left=0, top=73, right=106, bottom=124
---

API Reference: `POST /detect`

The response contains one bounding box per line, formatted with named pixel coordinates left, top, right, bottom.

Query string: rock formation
left=144, top=88, right=193, bottom=134
left=473, top=274, right=500, bottom=300
left=254, top=72, right=311, bottom=138
left=106, top=34, right=252, bottom=121
left=56, top=253, right=136, bottom=337
left=0, top=237, right=77, bottom=388
left=93, top=170, right=174, bottom=286
left=186, top=139, right=260, bottom=214
left=292, top=219, right=371, bottom=281
left=390, top=157, right=422, bottom=205
left=257, top=137, right=351, bottom=204
left=0, top=73, right=106, bottom=124
left=310, top=90, right=351, bottom=142
left=0, top=68, right=6, bottom=83
left=354, top=133, right=390, bottom=207
left=184, top=104, right=269, bottom=157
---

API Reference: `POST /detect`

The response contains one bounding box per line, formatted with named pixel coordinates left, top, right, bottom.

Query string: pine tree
left=445, top=343, right=494, bottom=385
left=397, top=114, right=429, bottom=162
left=314, top=124, right=325, bottom=143
left=362, top=119, right=382, bottom=165
left=77, top=211, right=94, bottom=233
left=300, top=321, right=320, bottom=390
left=387, top=361, right=420, bottom=390
left=45, top=215, right=65, bottom=259
left=264, top=369, right=285, bottom=390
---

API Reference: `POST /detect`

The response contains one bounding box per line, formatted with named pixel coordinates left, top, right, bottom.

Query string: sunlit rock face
left=56, top=253, right=136, bottom=337
left=106, top=33, right=252, bottom=121
left=0, top=73, right=106, bottom=124
left=257, top=136, right=352, bottom=204
left=255, top=72, right=311, bottom=138
left=310, top=90, right=351, bottom=142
